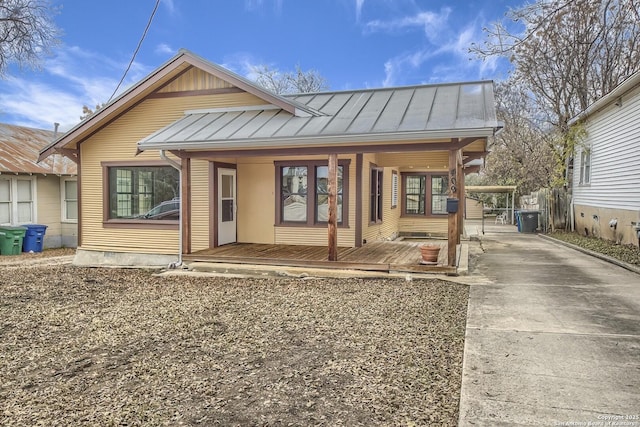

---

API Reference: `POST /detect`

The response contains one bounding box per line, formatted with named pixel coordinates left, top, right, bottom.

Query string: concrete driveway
left=459, top=232, right=640, bottom=426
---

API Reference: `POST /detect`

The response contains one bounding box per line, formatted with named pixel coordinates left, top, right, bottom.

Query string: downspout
left=159, top=150, right=183, bottom=269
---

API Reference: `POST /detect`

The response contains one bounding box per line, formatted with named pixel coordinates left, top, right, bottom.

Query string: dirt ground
left=0, top=260, right=468, bottom=426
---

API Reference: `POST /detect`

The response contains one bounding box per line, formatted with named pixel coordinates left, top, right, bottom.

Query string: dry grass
left=0, top=265, right=468, bottom=426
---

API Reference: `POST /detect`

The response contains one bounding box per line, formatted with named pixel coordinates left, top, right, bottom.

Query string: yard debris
left=0, top=264, right=468, bottom=426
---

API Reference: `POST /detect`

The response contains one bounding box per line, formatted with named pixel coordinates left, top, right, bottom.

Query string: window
left=62, top=179, right=78, bottom=222
left=401, top=173, right=448, bottom=216
left=276, top=160, right=349, bottom=227
left=0, top=177, right=36, bottom=224
left=106, top=165, right=179, bottom=221
left=370, top=166, right=383, bottom=223
left=579, top=148, right=591, bottom=184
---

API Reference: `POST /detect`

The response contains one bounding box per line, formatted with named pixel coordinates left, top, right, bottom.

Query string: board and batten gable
left=572, top=78, right=640, bottom=245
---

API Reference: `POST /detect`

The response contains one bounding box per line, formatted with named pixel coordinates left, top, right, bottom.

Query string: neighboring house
left=39, top=49, right=501, bottom=267
left=0, top=123, right=78, bottom=248
left=569, top=70, right=640, bottom=247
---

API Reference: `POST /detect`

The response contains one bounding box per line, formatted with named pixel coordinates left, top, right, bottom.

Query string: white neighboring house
left=569, top=70, right=640, bottom=247
left=0, top=123, right=78, bottom=248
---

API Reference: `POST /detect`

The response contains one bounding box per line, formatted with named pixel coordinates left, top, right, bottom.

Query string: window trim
left=0, top=176, right=37, bottom=225
left=400, top=172, right=449, bottom=218
left=579, top=147, right=591, bottom=185
left=369, top=164, right=383, bottom=224
left=61, top=177, right=78, bottom=223
left=275, top=159, right=350, bottom=228
left=101, top=161, right=179, bottom=229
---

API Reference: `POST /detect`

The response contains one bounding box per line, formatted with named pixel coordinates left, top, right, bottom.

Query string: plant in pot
left=419, top=244, right=441, bottom=264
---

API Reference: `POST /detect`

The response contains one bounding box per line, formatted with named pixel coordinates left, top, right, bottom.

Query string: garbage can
left=519, top=210, right=540, bottom=233
left=0, top=226, right=27, bottom=255
left=22, top=224, right=48, bottom=253
left=515, top=210, right=522, bottom=232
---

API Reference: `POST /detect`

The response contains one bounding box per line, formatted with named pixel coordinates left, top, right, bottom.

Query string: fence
left=520, top=187, right=571, bottom=232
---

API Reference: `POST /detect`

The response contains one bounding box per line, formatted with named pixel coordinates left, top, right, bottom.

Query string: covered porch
left=184, top=239, right=460, bottom=275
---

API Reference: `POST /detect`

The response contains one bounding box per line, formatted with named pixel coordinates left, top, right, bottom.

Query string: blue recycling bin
left=515, top=210, right=522, bottom=232
left=22, top=224, right=48, bottom=253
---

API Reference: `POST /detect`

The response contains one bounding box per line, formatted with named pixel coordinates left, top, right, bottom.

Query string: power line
left=108, top=0, right=161, bottom=103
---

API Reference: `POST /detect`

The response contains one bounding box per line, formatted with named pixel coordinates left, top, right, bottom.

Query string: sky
left=0, top=0, right=525, bottom=132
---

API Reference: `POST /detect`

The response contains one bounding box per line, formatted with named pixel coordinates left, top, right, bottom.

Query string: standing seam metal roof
left=138, top=81, right=500, bottom=149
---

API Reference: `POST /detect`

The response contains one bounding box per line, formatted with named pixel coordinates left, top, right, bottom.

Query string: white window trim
left=61, top=177, right=78, bottom=223
left=579, top=147, right=591, bottom=185
left=0, top=176, right=37, bottom=225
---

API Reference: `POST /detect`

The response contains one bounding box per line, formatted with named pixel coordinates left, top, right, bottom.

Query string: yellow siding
left=158, top=68, right=235, bottom=92
left=399, top=217, right=448, bottom=234
left=378, top=151, right=449, bottom=169
left=80, top=92, right=265, bottom=254
left=363, top=160, right=400, bottom=243
left=36, top=175, right=61, bottom=237
left=190, top=160, right=210, bottom=251
left=465, top=198, right=484, bottom=219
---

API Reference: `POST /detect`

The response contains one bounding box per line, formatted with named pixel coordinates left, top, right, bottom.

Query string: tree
left=481, top=82, right=557, bottom=197
left=474, top=0, right=640, bottom=185
left=80, top=103, right=106, bottom=121
left=0, top=0, right=60, bottom=78
left=252, top=64, right=329, bottom=94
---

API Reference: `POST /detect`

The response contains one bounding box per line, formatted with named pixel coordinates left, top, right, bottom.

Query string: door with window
left=217, top=168, right=237, bottom=245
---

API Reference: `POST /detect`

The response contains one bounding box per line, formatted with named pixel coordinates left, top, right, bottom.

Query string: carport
left=465, top=185, right=517, bottom=233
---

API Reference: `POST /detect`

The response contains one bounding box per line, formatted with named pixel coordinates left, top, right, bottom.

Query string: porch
left=183, top=239, right=460, bottom=275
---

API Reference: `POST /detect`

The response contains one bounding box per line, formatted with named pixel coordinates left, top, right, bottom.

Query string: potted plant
left=419, top=244, right=441, bottom=264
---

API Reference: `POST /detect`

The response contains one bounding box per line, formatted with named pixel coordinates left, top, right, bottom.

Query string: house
left=569, top=70, right=640, bottom=247
left=39, top=49, right=501, bottom=268
left=0, top=123, right=77, bottom=248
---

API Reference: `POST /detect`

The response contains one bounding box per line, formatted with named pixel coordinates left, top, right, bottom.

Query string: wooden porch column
left=328, top=153, right=338, bottom=261
left=448, top=148, right=460, bottom=267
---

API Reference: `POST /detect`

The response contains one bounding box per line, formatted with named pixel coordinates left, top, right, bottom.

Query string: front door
left=217, top=168, right=237, bottom=246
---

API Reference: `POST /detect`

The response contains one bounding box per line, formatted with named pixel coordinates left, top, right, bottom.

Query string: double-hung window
left=62, top=179, right=78, bottom=222
left=104, top=163, right=179, bottom=223
left=579, top=148, right=591, bottom=185
left=401, top=173, right=448, bottom=217
left=0, top=177, right=35, bottom=224
left=276, top=160, right=349, bottom=227
left=370, top=166, right=383, bottom=223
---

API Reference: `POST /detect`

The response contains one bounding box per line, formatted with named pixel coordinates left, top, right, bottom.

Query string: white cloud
left=244, top=0, right=283, bottom=13
left=0, top=46, right=155, bottom=131
left=155, top=43, right=175, bottom=56
left=365, top=8, right=451, bottom=43
left=355, top=0, right=365, bottom=22
left=161, top=0, right=176, bottom=14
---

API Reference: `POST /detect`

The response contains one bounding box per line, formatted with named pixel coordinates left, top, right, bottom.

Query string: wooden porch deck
left=183, top=239, right=457, bottom=274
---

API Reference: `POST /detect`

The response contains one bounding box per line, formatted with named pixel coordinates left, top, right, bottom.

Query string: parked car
left=139, top=198, right=179, bottom=220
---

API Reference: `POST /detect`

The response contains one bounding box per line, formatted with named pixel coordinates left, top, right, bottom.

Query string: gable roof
left=38, top=49, right=320, bottom=161
left=0, top=123, right=76, bottom=175
left=138, top=80, right=501, bottom=151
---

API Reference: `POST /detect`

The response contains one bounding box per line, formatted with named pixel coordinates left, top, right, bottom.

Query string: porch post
left=328, top=153, right=338, bottom=261
left=456, top=149, right=464, bottom=243
left=448, top=148, right=459, bottom=267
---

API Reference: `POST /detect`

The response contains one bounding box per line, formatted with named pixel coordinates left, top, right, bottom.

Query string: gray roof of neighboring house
left=138, top=80, right=501, bottom=151
left=0, top=123, right=76, bottom=175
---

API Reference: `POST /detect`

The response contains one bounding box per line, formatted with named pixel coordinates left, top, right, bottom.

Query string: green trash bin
left=0, top=226, right=27, bottom=255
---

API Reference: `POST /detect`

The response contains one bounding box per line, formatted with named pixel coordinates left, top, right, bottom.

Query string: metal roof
left=138, top=81, right=501, bottom=151
left=0, top=123, right=76, bottom=175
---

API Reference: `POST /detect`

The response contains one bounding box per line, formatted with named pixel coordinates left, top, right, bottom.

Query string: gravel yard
left=1, top=263, right=468, bottom=426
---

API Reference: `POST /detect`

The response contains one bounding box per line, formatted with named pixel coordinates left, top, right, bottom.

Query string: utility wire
left=108, top=0, right=161, bottom=103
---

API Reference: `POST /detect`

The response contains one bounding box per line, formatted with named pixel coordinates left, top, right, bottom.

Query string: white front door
left=217, top=168, right=237, bottom=246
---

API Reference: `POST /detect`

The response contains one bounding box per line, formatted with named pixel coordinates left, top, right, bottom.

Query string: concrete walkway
left=459, top=232, right=640, bottom=426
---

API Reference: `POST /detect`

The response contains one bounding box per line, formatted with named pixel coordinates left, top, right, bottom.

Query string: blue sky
left=0, top=0, right=524, bottom=132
